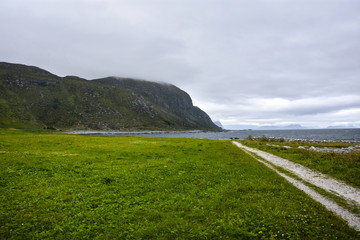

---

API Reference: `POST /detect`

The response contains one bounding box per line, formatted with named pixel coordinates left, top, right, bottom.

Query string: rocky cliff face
left=0, top=62, right=220, bottom=131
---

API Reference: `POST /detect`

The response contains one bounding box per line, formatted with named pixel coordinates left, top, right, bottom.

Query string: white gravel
left=232, top=141, right=360, bottom=232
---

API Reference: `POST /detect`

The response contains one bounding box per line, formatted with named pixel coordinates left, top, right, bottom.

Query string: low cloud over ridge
left=1, top=0, right=359, bottom=128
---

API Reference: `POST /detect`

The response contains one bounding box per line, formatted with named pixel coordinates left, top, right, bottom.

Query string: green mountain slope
left=0, top=62, right=220, bottom=131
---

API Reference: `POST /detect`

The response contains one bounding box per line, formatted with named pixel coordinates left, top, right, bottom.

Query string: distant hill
left=258, top=124, right=304, bottom=130
left=223, top=124, right=304, bottom=130
left=0, top=62, right=221, bottom=131
left=327, top=125, right=359, bottom=129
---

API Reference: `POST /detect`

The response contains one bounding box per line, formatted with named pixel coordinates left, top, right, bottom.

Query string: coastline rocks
left=266, top=144, right=292, bottom=149
left=298, top=146, right=309, bottom=150
left=300, top=145, right=360, bottom=154
left=267, top=143, right=360, bottom=153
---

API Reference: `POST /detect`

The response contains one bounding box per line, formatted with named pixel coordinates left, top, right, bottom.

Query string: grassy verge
left=240, top=138, right=360, bottom=189
left=0, top=129, right=359, bottom=239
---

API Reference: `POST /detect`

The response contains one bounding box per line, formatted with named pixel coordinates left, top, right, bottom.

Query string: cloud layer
left=1, top=0, right=359, bottom=128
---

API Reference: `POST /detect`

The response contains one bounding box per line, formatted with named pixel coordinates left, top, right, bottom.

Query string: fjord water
left=79, top=128, right=360, bottom=141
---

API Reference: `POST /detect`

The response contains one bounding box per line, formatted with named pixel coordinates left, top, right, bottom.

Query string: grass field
left=0, top=129, right=359, bottom=239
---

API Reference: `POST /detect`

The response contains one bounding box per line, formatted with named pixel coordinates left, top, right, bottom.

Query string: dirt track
left=232, top=141, right=360, bottom=232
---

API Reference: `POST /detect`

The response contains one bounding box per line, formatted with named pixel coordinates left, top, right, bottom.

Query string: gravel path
left=232, top=141, right=360, bottom=232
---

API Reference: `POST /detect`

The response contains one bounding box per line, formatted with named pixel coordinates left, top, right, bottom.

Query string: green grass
left=0, top=129, right=359, bottom=239
left=240, top=138, right=360, bottom=188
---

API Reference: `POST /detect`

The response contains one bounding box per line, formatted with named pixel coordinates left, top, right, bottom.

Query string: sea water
left=73, top=128, right=360, bottom=142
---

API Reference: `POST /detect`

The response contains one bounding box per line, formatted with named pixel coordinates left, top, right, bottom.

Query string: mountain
left=0, top=62, right=221, bottom=131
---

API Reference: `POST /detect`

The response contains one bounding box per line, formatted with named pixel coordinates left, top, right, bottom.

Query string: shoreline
left=64, top=129, right=360, bottom=143
left=64, top=129, right=207, bottom=135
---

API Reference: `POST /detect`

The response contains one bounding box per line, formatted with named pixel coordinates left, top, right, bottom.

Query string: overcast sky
left=1, top=0, right=359, bottom=128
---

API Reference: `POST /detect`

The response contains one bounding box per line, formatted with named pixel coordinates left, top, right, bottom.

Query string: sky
left=1, top=0, right=359, bottom=129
